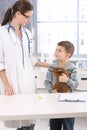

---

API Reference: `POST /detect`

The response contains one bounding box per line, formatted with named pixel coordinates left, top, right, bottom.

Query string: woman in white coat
left=0, top=0, right=49, bottom=130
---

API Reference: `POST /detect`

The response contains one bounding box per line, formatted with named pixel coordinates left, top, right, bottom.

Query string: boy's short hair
left=57, top=41, right=74, bottom=58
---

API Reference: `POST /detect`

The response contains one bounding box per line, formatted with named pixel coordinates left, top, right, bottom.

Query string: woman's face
left=15, top=10, right=33, bottom=26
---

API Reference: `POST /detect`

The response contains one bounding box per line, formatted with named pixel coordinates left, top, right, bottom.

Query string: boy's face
left=54, top=45, right=70, bottom=61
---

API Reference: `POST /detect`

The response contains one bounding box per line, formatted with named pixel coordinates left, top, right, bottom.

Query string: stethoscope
left=7, top=23, right=31, bottom=67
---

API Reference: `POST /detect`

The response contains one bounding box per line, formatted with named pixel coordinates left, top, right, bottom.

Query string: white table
left=0, top=93, right=87, bottom=121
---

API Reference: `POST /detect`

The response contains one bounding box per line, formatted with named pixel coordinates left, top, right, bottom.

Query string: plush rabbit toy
left=52, top=68, right=70, bottom=93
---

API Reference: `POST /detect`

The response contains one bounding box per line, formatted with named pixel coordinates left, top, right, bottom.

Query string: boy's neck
left=58, top=60, right=69, bottom=67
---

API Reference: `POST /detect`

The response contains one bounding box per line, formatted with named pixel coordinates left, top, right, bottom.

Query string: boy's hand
left=52, top=89, right=58, bottom=93
left=59, top=73, right=69, bottom=83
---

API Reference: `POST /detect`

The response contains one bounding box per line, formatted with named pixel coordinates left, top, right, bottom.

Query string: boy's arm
left=44, top=67, right=54, bottom=93
left=44, top=80, right=52, bottom=93
left=66, top=67, right=79, bottom=91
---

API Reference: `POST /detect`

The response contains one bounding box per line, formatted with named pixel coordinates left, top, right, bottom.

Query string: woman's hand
left=4, top=84, right=14, bottom=96
left=0, top=70, right=14, bottom=96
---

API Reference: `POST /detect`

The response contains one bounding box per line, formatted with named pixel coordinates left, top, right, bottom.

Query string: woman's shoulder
left=23, top=27, right=31, bottom=34
left=0, top=25, right=4, bottom=30
left=0, top=25, right=8, bottom=31
left=0, top=25, right=7, bottom=36
left=22, top=27, right=32, bottom=38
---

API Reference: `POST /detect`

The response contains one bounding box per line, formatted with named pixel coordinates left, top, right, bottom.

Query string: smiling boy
left=44, top=41, right=79, bottom=130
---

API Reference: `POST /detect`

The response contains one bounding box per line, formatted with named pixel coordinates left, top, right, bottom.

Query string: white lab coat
left=0, top=25, right=37, bottom=128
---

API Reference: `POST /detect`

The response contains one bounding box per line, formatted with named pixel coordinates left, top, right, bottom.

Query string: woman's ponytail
left=1, top=8, right=12, bottom=26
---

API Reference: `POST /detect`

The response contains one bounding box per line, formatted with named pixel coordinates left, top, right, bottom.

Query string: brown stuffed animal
left=52, top=67, right=70, bottom=93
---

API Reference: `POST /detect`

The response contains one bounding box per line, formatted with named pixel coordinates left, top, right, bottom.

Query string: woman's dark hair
left=1, top=0, right=34, bottom=26
left=57, top=41, right=74, bottom=58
